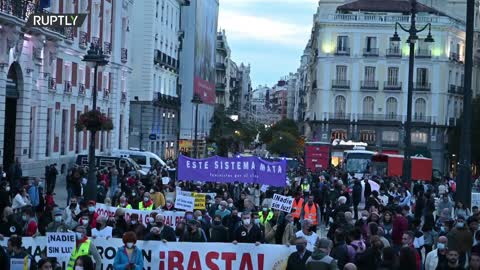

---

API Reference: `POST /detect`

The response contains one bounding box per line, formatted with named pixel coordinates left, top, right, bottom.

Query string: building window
left=334, top=95, right=346, bottom=116
left=336, top=65, right=347, bottom=81
left=411, top=131, right=428, bottom=144
left=386, top=97, right=398, bottom=119
left=416, top=68, right=429, bottom=86
left=363, top=96, right=375, bottom=115
left=387, top=67, right=399, bottom=85
left=365, top=37, right=377, bottom=51
left=360, top=130, right=376, bottom=144
left=364, top=66, right=375, bottom=82
left=331, top=129, right=347, bottom=141
left=337, top=36, right=349, bottom=52
left=414, top=98, right=427, bottom=120
left=382, top=131, right=399, bottom=143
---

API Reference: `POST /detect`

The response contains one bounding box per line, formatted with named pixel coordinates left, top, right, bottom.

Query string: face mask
left=218, top=205, right=223, bottom=210
left=88, top=206, right=95, bottom=212
left=437, top=243, right=446, bottom=250
left=131, top=220, right=137, bottom=225
left=132, top=193, right=136, bottom=196
left=362, top=216, right=368, bottom=221
left=440, top=226, right=446, bottom=232
left=254, top=218, right=260, bottom=225
left=228, top=203, right=233, bottom=208
left=296, top=244, right=306, bottom=252
left=70, top=203, right=77, bottom=208
left=148, top=217, right=154, bottom=223
left=213, top=220, right=221, bottom=226
left=126, top=242, right=134, bottom=249
left=243, top=218, right=251, bottom=225
left=81, top=219, right=89, bottom=226
left=5, top=186, right=10, bottom=192
left=456, top=222, right=464, bottom=228
left=187, top=226, right=194, bottom=232
left=144, top=197, right=149, bottom=202
left=262, top=208, right=268, bottom=212
left=75, top=232, right=83, bottom=240
left=197, top=216, right=202, bottom=221
left=22, top=215, right=27, bottom=221
left=308, top=227, right=314, bottom=232
left=55, top=216, right=62, bottom=222
left=75, top=267, right=84, bottom=270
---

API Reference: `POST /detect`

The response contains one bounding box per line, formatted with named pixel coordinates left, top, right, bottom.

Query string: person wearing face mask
left=46, top=209, right=69, bottom=233
left=215, top=201, right=231, bottom=219
left=447, top=215, right=473, bottom=268
left=127, top=213, right=146, bottom=240
left=91, top=216, right=112, bottom=239
left=73, top=255, right=95, bottom=270
left=233, top=211, right=262, bottom=245
left=295, top=219, right=319, bottom=252
left=209, top=214, right=229, bottom=242
left=145, top=214, right=176, bottom=242
left=139, top=192, right=154, bottom=210
left=258, top=205, right=274, bottom=226
left=64, top=197, right=81, bottom=229
left=20, top=208, right=37, bottom=236
left=112, top=208, right=128, bottom=238
left=180, top=219, right=207, bottom=242
left=282, top=214, right=296, bottom=245
left=286, top=237, right=312, bottom=270
left=305, top=238, right=338, bottom=270
left=86, top=201, right=98, bottom=229
left=67, top=226, right=102, bottom=270
left=425, top=236, right=449, bottom=270
left=117, top=196, right=133, bottom=209
left=113, top=231, right=144, bottom=270
left=0, top=181, right=11, bottom=215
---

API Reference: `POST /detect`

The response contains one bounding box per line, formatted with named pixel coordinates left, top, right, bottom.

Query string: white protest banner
left=46, top=232, right=75, bottom=257
left=10, top=258, right=25, bottom=270
left=472, top=193, right=480, bottom=211
left=271, top=193, right=294, bottom=213
left=175, top=188, right=216, bottom=210
left=95, top=203, right=185, bottom=228
left=260, top=184, right=269, bottom=193
left=1, top=237, right=295, bottom=270
left=174, top=193, right=195, bottom=212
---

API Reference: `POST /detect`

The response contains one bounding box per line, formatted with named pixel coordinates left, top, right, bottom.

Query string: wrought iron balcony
left=363, top=48, right=379, bottom=57
left=78, top=83, right=86, bottom=96
left=103, top=41, right=111, bottom=55
left=416, top=49, right=431, bottom=58
left=386, top=48, right=402, bottom=57
left=64, top=80, right=72, bottom=94
left=384, top=81, right=402, bottom=91
left=91, top=37, right=100, bottom=47
left=448, top=84, right=457, bottom=94
left=360, top=80, right=379, bottom=90
left=121, top=91, right=127, bottom=103
left=121, top=48, right=128, bottom=63
left=334, top=47, right=350, bottom=56
left=329, top=112, right=351, bottom=120
left=331, top=79, right=350, bottom=89
left=103, top=88, right=110, bottom=99
left=0, top=0, right=36, bottom=21
left=414, top=82, right=431, bottom=91
left=413, top=114, right=431, bottom=122
left=79, top=31, right=88, bottom=48
left=384, top=113, right=402, bottom=121
left=65, top=27, right=75, bottom=41
left=48, top=77, right=56, bottom=91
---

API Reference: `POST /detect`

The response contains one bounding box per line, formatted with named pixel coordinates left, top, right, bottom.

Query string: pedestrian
left=21, top=207, right=37, bottom=236
left=425, top=236, right=449, bottom=270
left=46, top=209, right=69, bottom=233
left=139, top=192, right=154, bottom=210
left=37, top=258, right=53, bottom=270
left=233, top=211, right=262, bottom=245
left=91, top=216, right=112, bottom=239
left=398, top=246, right=418, bottom=270
left=447, top=215, right=473, bottom=267
left=295, top=219, right=319, bottom=252
left=12, top=187, right=30, bottom=211
left=470, top=253, right=480, bottom=270
left=286, top=237, right=312, bottom=270
left=67, top=226, right=102, bottom=270
left=436, top=249, right=465, bottom=270
left=209, top=214, right=229, bottom=242
left=401, top=231, right=421, bottom=270
left=73, top=255, right=95, bottom=270
left=6, top=235, right=37, bottom=270
left=352, top=179, right=362, bottom=219
left=180, top=219, right=207, bottom=242
left=300, top=195, right=321, bottom=232
left=305, top=237, right=338, bottom=270
left=330, top=229, right=354, bottom=269
left=113, top=231, right=144, bottom=270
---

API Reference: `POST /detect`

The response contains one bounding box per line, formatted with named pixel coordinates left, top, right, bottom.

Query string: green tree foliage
left=260, top=119, right=302, bottom=157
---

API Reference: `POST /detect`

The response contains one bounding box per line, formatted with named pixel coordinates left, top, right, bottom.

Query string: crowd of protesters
left=1, top=157, right=480, bottom=270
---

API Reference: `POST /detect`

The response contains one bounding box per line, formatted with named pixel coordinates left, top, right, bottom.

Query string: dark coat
left=352, top=182, right=362, bottom=205
left=286, top=250, right=312, bottom=270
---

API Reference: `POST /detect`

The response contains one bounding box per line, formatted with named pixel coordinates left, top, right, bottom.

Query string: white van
left=111, top=149, right=167, bottom=173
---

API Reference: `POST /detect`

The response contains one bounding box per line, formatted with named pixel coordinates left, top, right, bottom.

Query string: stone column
left=0, top=63, right=8, bottom=166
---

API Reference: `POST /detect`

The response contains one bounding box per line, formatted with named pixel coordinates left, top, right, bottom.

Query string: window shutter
left=59, top=0, right=64, bottom=13
left=72, top=63, right=78, bottom=86
left=56, top=58, right=63, bottom=84
left=108, top=72, right=112, bottom=90
left=98, top=71, right=103, bottom=90
left=85, top=66, right=91, bottom=88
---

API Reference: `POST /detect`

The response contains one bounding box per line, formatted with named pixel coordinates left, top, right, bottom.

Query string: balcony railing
left=121, top=48, right=128, bottom=63
left=413, top=114, right=431, bottom=122
left=384, top=81, right=402, bottom=91
left=457, top=86, right=464, bottom=94
left=121, top=92, right=127, bottom=103
left=416, top=49, right=431, bottom=58
left=64, top=80, right=72, bottom=94
left=449, top=52, right=459, bottom=61
left=103, top=41, right=111, bottom=55
left=360, top=80, right=379, bottom=90
left=65, top=27, right=75, bottom=41
left=332, top=79, right=350, bottom=89
left=78, top=83, right=86, bottom=96
left=414, top=82, right=431, bottom=91
left=103, top=88, right=110, bottom=99
left=384, top=113, right=402, bottom=121
left=48, top=77, right=56, bottom=91
left=363, top=48, right=379, bottom=57
left=448, top=84, right=457, bottom=94
left=359, top=114, right=402, bottom=121
left=79, top=31, right=88, bottom=48
left=334, top=47, right=350, bottom=56
left=329, top=112, right=351, bottom=120
left=386, top=48, right=402, bottom=57
left=0, top=0, right=36, bottom=20
left=91, top=37, right=100, bottom=47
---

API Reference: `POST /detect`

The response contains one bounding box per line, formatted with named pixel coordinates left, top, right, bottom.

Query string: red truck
left=371, top=153, right=433, bottom=181
left=305, top=142, right=330, bottom=172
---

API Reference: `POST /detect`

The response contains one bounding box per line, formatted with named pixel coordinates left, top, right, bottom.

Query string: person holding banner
left=117, top=196, right=133, bottom=209
left=67, top=226, right=102, bottom=270
left=145, top=214, right=177, bottom=242
left=5, top=235, right=37, bottom=270
left=113, top=231, right=144, bottom=270
left=233, top=211, right=262, bottom=245
left=179, top=219, right=207, bottom=242
left=138, top=193, right=154, bottom=211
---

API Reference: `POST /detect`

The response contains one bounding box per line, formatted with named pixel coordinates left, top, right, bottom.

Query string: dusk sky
left=218, top=0, right=318, bottom=88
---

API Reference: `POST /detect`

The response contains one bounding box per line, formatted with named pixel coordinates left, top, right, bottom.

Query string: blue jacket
left=28, top=185, right=39, bottom=207
left=113, top=246, right=143, bottom=270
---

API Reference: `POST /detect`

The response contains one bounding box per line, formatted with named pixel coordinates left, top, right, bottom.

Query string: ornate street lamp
left=390, top=0, right=434, bottom=185
left=192, top=94, right=203, bottom=158
left=82, top=43, right=109, bottom=201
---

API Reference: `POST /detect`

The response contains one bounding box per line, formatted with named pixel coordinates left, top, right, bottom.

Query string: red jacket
left=25, top=219, right=37, bottom=236
left=392, top=214, right=408, bottom=245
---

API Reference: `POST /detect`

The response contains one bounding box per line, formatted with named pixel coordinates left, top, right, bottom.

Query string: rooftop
left=337, top=0, right=447, bottom=16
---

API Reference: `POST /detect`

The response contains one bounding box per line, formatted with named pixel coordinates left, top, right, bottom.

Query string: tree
left=267, top=131, right=301, bottom=157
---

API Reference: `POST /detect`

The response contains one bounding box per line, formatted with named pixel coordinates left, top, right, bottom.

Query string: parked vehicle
left=75, top=155, right=147, bottom=176
left=370, top=153, right=433, bottom=181
left=111, top=149, right=168, bottom=173
left=305, top=142, right=330, bottom=173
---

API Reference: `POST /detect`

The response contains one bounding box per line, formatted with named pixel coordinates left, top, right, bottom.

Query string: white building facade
left=129, top=0, right=184, bottom=159
left=303, top=0, right=475, bottom=173
left=0, top=0, right=133, bottom=177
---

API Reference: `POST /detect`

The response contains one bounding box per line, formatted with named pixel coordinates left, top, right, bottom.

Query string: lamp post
left=390, top=0, right=434, bottom=185
left=192, top=94, right=203, bottom=158
left=457, top=0, right=474, bottom=207
left=82, top=43, right=108, bottom=201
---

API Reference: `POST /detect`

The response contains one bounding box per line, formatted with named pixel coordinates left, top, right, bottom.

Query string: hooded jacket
left=305, top=250, right=338, bottom=270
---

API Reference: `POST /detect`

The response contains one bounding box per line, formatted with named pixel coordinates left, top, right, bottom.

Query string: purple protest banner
left=177, top=155, right=287, bottom=187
